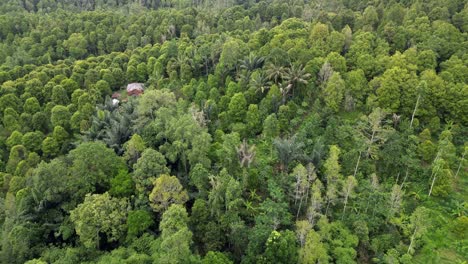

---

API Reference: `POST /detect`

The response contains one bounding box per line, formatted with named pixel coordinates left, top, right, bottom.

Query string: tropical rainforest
left=0, top=0, right=467, bottom=263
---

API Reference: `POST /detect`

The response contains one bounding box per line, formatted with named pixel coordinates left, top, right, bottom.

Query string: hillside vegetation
left=0, top=0, right=466, bottom=263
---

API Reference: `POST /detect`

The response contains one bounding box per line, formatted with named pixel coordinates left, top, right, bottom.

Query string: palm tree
left=279, top=64, right=311, bottom=102
left=249, top=71, right=271, bottom=93
left=310, top=136, right=326, bottom=167
left=266, top=62, right=287, bottom=84
left=237, top=139, right=256, bottom=168
left=273, top=135, right=305, bottom=172
left=102, top=108, right=135, bottom=155
left=208, top=175, right=225, bottom=217
left=167, top=24, right=176, bottom=39
left=84, top=97, right=137, bottom=154
left=239, top=54, right=265, bottom=72
left=84, top=110, right=111, bottom=141
left=278, top=82, right=293, bottom=104
left=237, top=54, right=265, bottom=83
left=170, top=55, right=193, bottom=76
left=284, top=64, right=311, bottom=90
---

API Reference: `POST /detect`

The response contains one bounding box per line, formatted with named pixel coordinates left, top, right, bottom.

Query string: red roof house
left=127, top=83, right=144, bottom=96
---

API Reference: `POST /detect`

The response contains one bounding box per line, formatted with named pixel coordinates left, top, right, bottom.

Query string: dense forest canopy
left=0, top=0, right=467, bottom=263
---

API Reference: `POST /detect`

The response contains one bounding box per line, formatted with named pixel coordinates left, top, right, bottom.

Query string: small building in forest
left=111, top=92, right=121, bottom=99
left=127, top=83, right=144, bottom=96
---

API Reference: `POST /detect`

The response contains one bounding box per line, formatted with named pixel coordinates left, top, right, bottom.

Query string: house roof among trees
left=126, top=83, right=144, bottom=92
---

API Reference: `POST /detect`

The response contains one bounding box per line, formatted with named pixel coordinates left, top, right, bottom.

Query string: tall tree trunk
left=407, top=227, right=418, bottom=254
left=325, top=199, right=331, bottom=216
left=401, top=168, right=409, bottom=190
left=428, top=173, right=437, bottom=197
left=353, top=152, right=361, bottom=178
left=366, top=131, right=376, bottom=157
left=294, top=183, right=299, bottom=205
left=395, top=172, right=400, bottom=185
left=410, top=94, right=421, bottom=129
left=428, top=153, right=441, bottom=197
left=96, top=229, right=100, bottom=250
left=341, top=195, right=348, bottom=221
left=303, top=185, right=310, bottom=213
left=455, top=150, right=465, bottom=179
left=296, top=196, right=303, bottom=220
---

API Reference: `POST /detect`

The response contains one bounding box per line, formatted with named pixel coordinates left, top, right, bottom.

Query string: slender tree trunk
left=428, top=173, right=437, bottom=197
left=407, top=227, right=418, bottom=254
left=428, top=153, right=441, bottom=197
left=401, top=168, right=409, bottom=190
left=325, top=199, right=331, bottom=216
left=353, top=152, right=362, bottom=178
left=304, top=186, right=310, bottom=211
left=96, top=229, right=100, bottom=250
left=366, top=131, right=376, bottom=157
left=455, top=150, right=465, bottom=179
left=294, top=182, right=299, bottom=205
left=428, top=164, right=439, bottom=197
left=296, top=196, right=303, bottom=220
left=341, top=195, right=348, bottom=221
left=395, top=172, right=400, bottom=185
left=410, top=94, right=421, bottom=129
left=364, top=196, right=370, bottom=214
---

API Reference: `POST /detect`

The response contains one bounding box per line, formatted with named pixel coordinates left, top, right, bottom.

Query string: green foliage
left=51, top=85, right=69, bottom=105
left=261, top=230, right=298, bottom=264
left=376, top=67, right=418, bottom=114
left=30, top=158, right=69, bottom=206
left=23, top=97, right=41, bottom=114
left=52, top=126, right=68, bottom=145
left=323, top=72, right=345, bottom=112
left=41, top=136, right=59, bottom=159
left=246, top=104, right=261, bottom=136
left=50, top=105, right=70, bottom=129
left=202, top=251, right=233, bottom=264
left=133, top=148, right=169, bottom=195
left=64, top=33, right=87, bottom=59
left=95, top=80, right=111, bottom=97
left=263, top=114, right=280, bottom=139
left=123, top=134, right=146, bottom=166
left=227, top=92, right=247, bottom=124
left=0, top=1, right=466, bottom=263
left=149, top=174, right=188, bottom=213
left=6, top=145, right=27, bottom=174
left=3, top=108, right=20, bottom=132
left=299, top=229, right=329, bottom=264
left=110, top=169, right=134, bottom=198
left=22, top=131, right=43, bottom=153
left=70, top=192, right=128, bottom=249
left=6, top=131, right=23, bottom=149
left=68, top=142, right=126, bottom=199
left=127, top=210, right=153, bottom=238
left=189, top=164, right=211, bottom=197
left=155, top=204, right=195, bottom=263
